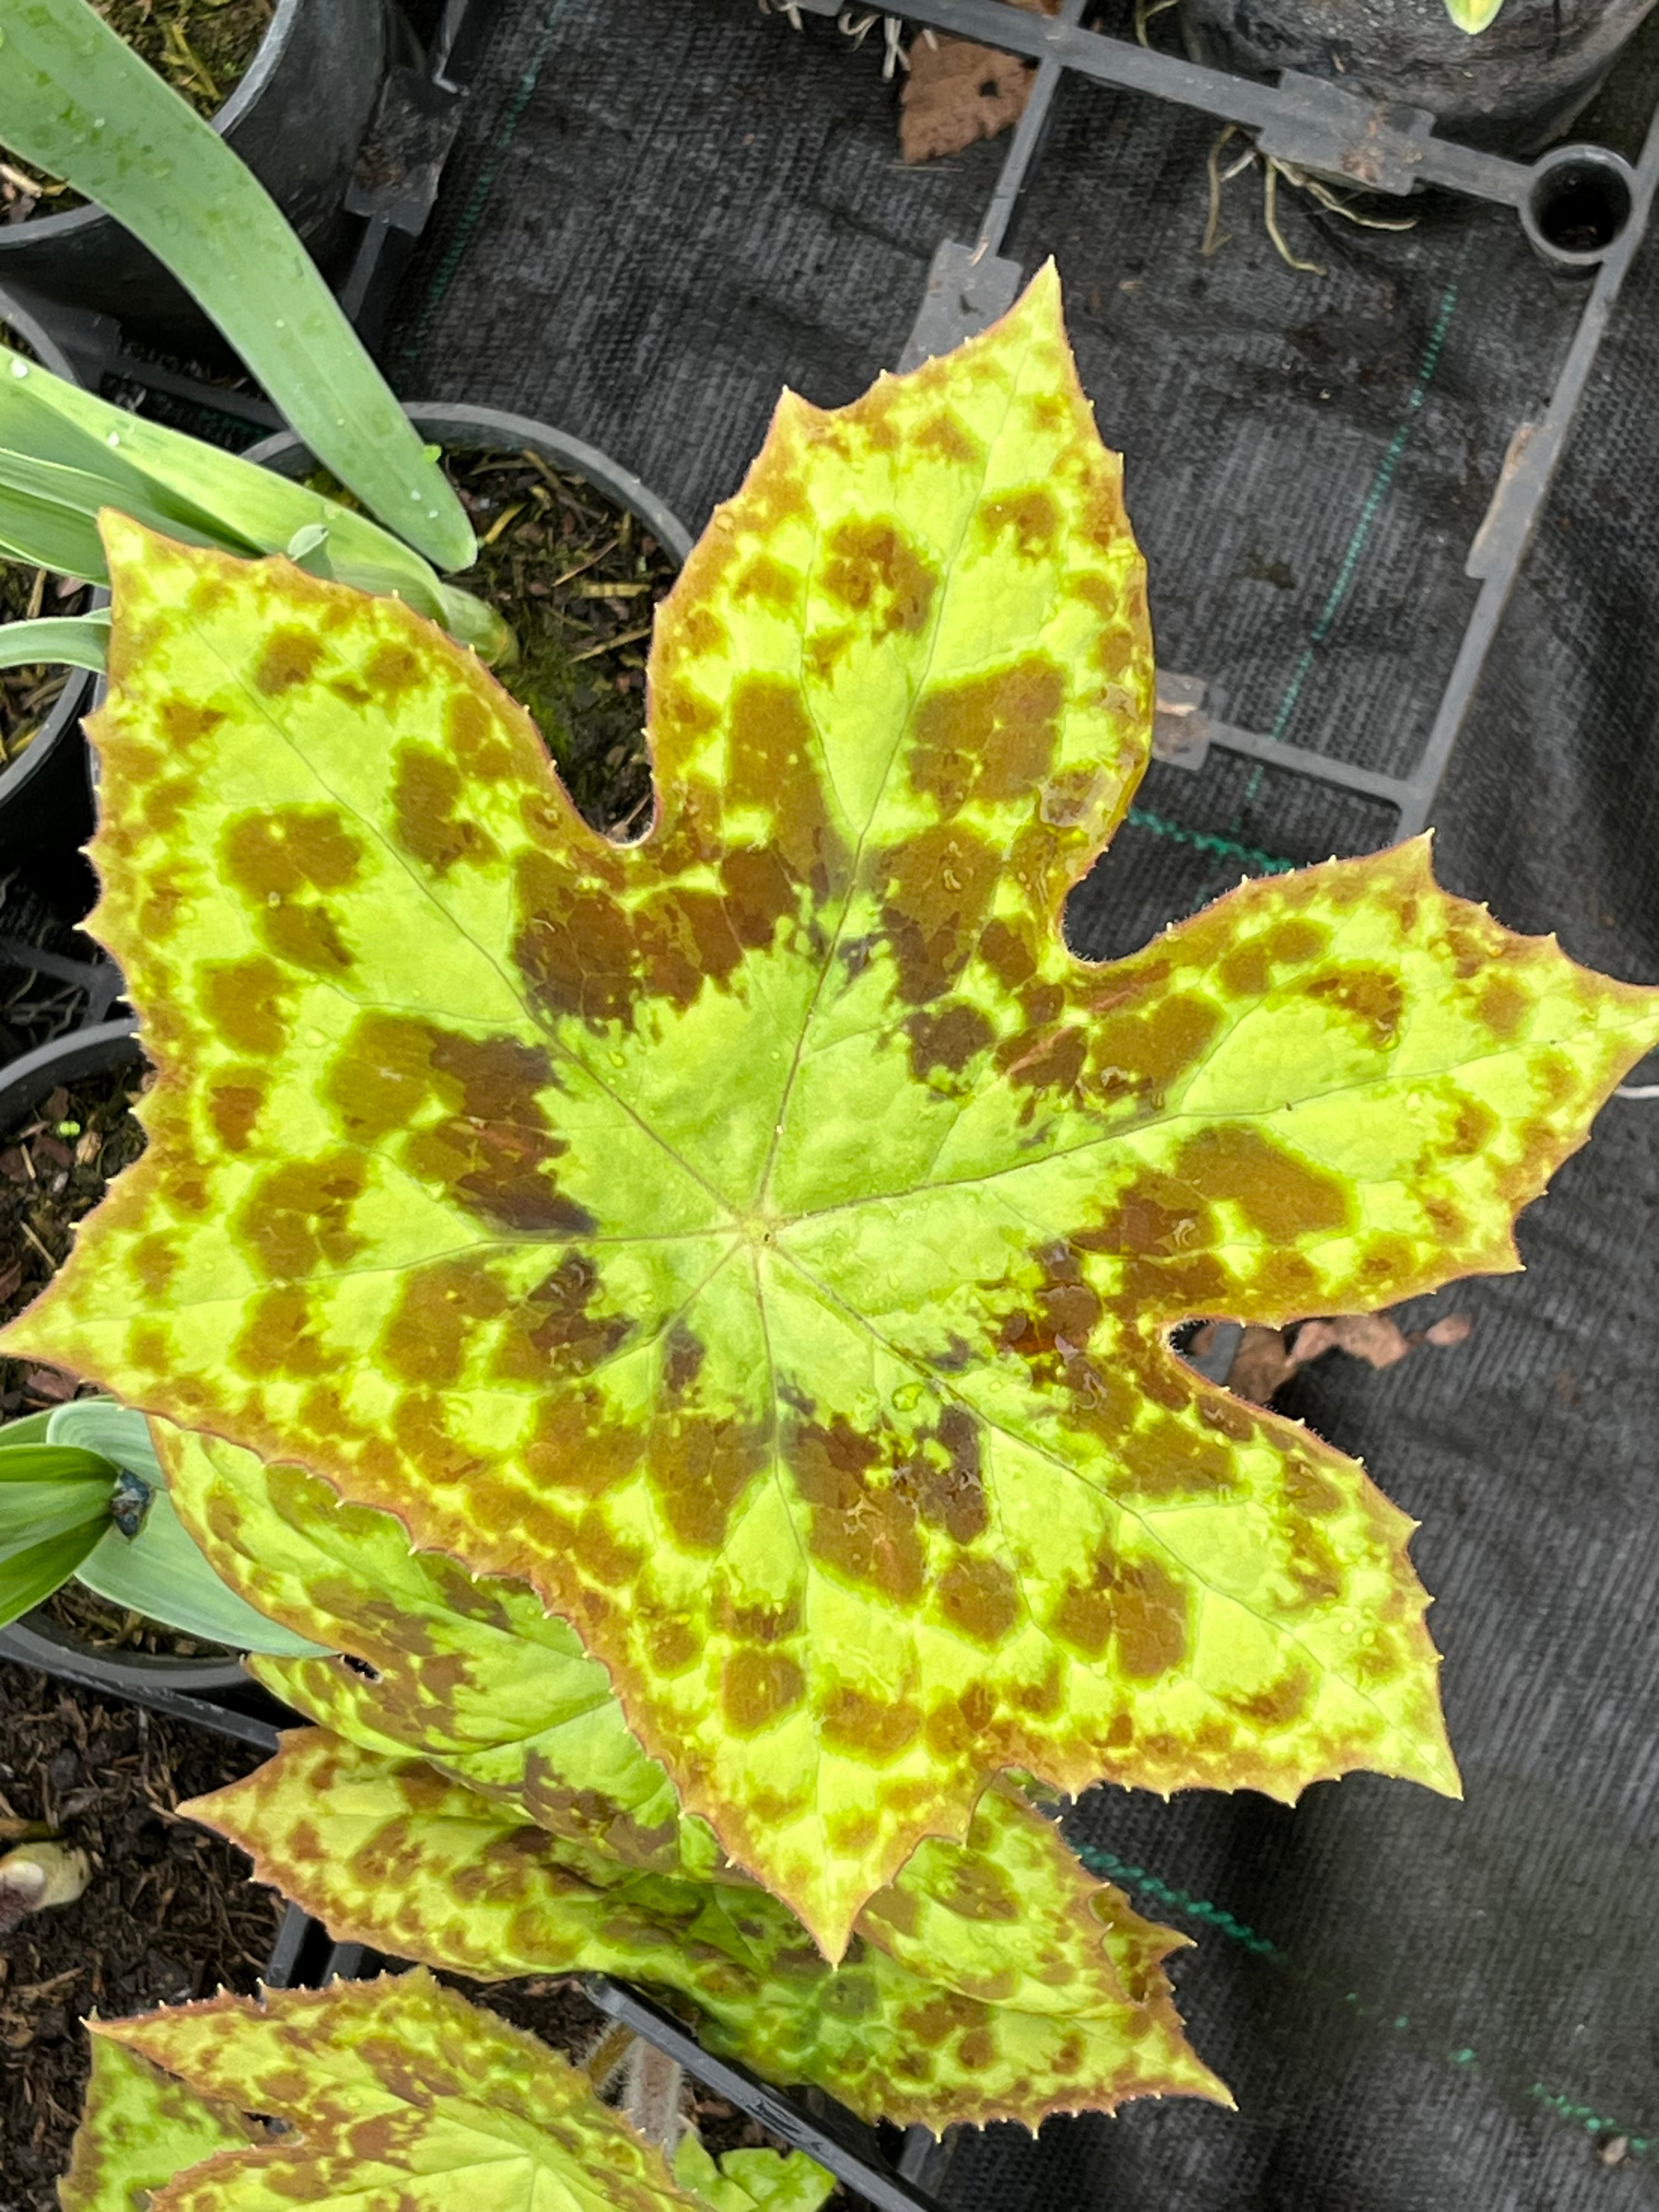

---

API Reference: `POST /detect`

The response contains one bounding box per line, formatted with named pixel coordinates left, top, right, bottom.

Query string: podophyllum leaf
left=10, top=270, right=1659, bottom=1953
left=166, top=1420, right=1215, bottom=2108
left=160, top=1421, right=714, bottom=1877
left=185, top=1733, right=1229, bottom=2129
left=92, top=1969, right=704, bottom=2212
left=59, top=2038, right=255, bottom=2212
left=673, top=2138, right=836, bottom=2212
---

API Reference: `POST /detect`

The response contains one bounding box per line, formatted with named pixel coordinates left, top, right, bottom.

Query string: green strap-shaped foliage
left=187, top=1733, right=1229, bottom=2129
left=76, top=1971, right=712, bottom=2212
left=0, top=347, right=507, bottom=661
left=0, top=610, right=109, bottom=672
left=0, top=0, right=471, bottom=570
left=9, top=270, right=1658, bottom=1956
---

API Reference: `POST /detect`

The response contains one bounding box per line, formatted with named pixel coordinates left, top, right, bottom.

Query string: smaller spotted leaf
left=60, top=2037, right=255, bottom=2212
left=185, top=1732, right=1230, bottom=2130
left=672, top=2139, right=836, bottom=2212
left=10, top=265, right=1659, bottom=1955
left=91, top=1970, right=709, bottom=2212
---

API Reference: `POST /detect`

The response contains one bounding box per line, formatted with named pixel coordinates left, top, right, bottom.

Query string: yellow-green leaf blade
left=96, top=1971, right=704, bottom=2212
left=60, top=2037, right=255, bottom=2212
left=184, top=1732, right=1231, bottom=2129
left=8, top=269, right=1656, bottom=1957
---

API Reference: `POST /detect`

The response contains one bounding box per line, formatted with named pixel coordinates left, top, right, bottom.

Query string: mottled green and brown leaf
left=10, top=267, right=1659, bottom=1952
left=184, top=1733, right=1229, bottom=2129
left=90, top=1971, right=710, bottom=2212
left=60, top=2038, right=255, bottom=2212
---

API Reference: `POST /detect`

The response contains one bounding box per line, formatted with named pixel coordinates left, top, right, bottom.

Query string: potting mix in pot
left=0, top=258, right=1651, bottom=2212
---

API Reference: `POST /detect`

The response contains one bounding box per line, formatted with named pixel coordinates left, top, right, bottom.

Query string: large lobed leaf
left=162, top=1421, right=1224, bottom=2126
left=8, top=269, right=1658, bottom=1953
left=74, top=1970, right=707, bottom=2212
left=185, top=1731, right=1228, bottom=2129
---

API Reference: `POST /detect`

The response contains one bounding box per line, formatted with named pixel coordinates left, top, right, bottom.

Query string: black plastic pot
left=0, top=302, right=101, bottom=873
left=1177, top=0, right=1657, bottom=154
left=0, top=0, right=390, bottom=346
left=242, top=403, right=697, bottom=569
left=0, top=1013, right=139, bottom=1134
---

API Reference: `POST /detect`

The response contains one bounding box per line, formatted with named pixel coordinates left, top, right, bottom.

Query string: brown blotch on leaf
left=494, top=1254, right=633, bottom=1382
left=877, top=823, right=1001, bottom=1003
left=663, top=1323, right=706, bottom=1397
left=820, top=1685, right=924, bottom=1763
left=818, top=517, right=939, bottom=639
left=262, top=900, right=355, bottom=975
left=906, top=1001, right=994, bottom=1082
left=1304, top=965, right=1405, bottom=1049
left=158, top=698, right=224, bottom=747
left=1052, top=1544, right=1189, bottom=1678
left=1088, top=990, right=1221, bottom=1097
left=979, top=487, right=1060, bottom=563
left=207, top=1075, right=266, bottom=1154
left=937, top=1554, right=1020, bottom=1645
left=940, top=1855, right=1020, bottom=1922
left=723, top=674, right=839, bottom=890
left=721, top=1649, right=807, bottom=1735
left=1446, top=1092, right=1498, bottom=1156
left=200, top=955, right=292, bottom=1059
left=895, top=1406, right=988, bottom=1543
left=1265, top=917, right=1331, bottom=967
left=1174, top=1124, right=1351, bottom=1242
left=235, top=1152, right=368, bottom=1279
left=379, top=1258, right=510, bottom=1388
left=797, top=1417, right=927, bottom=1604
left=910, top=657, right=1064, bottom=814
left=221, top=806, right=365, bottom=901
left=252, top=628, right=326, bottom=696
left=392, top=742, right=500, bottom=876
left=364, top=641, right=425, bottom=698
left=1227, top=1666, right=1315, bottom=1730
left=234, top=1282, right=331, bottom=1379
left=913, top=411, right=980, bottom=467
left=652, top=1414, right=764, bottom=1553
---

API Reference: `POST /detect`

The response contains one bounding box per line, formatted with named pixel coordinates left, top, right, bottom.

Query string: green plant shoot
left=0, top=0, right=472, bottom=571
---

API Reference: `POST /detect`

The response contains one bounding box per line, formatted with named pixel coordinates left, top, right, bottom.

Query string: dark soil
left=37, top=1581, right=232, bottom=1666
left=446, top=450, right=679, bottom=837
left=1, top=0, right=274, bottom=219
left=0, top=1661, right=283, bottom=2212
left=304, top=445, right=680, bottom=836
left=0, top=1058, right=145, bottom=1423
left=0, top=558, right=89, bottom=771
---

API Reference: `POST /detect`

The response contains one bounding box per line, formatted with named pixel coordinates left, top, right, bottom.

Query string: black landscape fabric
left=387, top=5, right=1659, bottom=2206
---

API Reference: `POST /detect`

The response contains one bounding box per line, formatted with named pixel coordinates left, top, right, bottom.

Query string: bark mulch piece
left=0, top=1660, right=283, bottom=2212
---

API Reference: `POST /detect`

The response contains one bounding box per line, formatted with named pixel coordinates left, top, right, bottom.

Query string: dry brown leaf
left=1290, top=1313, right=1413, bottom=1370
left=1226, top=1325, right=1299, bottom=1404
left=899, top=0, right=1056, bottom=165
left=1417, top=1313, right=1474, bottom=1348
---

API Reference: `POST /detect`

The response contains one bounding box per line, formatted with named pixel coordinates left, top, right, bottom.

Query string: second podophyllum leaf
left=156, top=1420, right=709, bottom=1880
left=10, top=268, right=1659, bottom=1950
left=87, top=1970, right=706, bottom=2212
left=161, top=1420, right=1226, bottom=2124
left=185, top=1733, right=1228, bottom=2129
left=673, top=2139, right=836, bottom=2212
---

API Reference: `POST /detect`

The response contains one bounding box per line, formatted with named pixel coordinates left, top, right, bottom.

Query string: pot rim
left=242, top=400, right=698, bottom=569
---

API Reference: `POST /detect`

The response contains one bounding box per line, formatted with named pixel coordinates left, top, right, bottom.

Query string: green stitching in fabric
left=1124, top=805, right=1298, bottom=877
